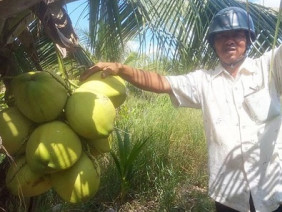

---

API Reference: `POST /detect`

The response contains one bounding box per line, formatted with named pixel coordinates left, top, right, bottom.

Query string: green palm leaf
left=111, top=129, right=150, bottom=201
left=83, top=0, right=281, bottom=71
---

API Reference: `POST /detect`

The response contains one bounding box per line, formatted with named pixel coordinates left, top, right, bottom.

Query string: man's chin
left=221, top=56, right=246, bottom=67
left=223, top=55, right=241, bottom=62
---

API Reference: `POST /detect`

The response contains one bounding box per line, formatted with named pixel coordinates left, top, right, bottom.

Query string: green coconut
left=65, top=90, right=116, bottom=140
left=51, top=152, right=100, bottom=203
left=0, top=107, right=34, bottom=155
left=78, top=72, right=126, bottom=108
left=25, top=121, right=82, bottom=173
left=5, top=156, right=52, bottom=197
left=88, top=134, right=113, bottom=156
left=11, top=71, right=68, bottom=123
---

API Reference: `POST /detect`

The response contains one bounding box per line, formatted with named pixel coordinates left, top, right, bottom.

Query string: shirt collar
left=210, top=57, right=255, bottom=80
left=239, top=57, right=255, bottom=74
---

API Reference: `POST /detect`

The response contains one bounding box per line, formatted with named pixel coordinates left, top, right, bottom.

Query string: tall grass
left=92, top=87, right=214, bottom=211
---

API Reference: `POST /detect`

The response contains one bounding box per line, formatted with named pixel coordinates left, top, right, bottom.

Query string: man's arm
left=80, top=62, right=172, bottom=94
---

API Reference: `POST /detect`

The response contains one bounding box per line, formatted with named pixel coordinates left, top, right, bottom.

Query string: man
left=80, top=7, right=282, bottom=212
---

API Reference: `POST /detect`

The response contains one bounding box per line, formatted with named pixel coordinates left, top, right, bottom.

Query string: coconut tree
left=0, top=0, right=90, bottom=106
left=0, top=0, right=281, bottom=85
left=82, top=0, right=281, bottom=71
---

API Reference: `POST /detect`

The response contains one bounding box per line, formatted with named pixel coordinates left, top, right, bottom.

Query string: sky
left=66, top=0, right=89, bottom=33
left=248, top=0, right=280, bottom=9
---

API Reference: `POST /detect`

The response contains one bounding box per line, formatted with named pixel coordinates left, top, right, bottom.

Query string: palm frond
left=82, top=0, right=281, bottom=72
left=86, top=0, right=145, bottom=61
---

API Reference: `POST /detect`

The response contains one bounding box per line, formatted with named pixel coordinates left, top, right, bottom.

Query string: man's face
left=213, top=30, right=247, bottom=65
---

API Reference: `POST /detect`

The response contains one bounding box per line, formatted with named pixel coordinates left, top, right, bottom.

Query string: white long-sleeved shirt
left=166, top=45, right=282, bottom=212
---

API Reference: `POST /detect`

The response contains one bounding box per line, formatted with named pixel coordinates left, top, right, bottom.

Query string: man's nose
left=225, top=35, right=236, bottom=45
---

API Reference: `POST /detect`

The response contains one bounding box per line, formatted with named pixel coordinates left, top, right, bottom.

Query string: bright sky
left=248, top=0, right=281, bottom=9
left=66, top=0, right=89, bottom=32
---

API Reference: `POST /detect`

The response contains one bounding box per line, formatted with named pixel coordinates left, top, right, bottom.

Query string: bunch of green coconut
left=0, top=70, right=126, bottom=203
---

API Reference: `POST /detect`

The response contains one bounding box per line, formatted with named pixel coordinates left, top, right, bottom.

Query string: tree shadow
left=209, top=115, right=282, bottom=210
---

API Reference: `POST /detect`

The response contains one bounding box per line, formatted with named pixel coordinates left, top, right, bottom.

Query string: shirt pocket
left=244, top=88, right=281, bottom=123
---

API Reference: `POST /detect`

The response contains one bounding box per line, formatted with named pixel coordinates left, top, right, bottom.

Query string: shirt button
left=258, top=128, right=264, bottom=135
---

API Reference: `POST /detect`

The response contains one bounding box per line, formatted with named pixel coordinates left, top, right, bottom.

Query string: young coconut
left=87, top=134, right=113, bottom=156
left=78, top=72, right=126, bottom=108
left=51, top=152, right=100, bottom=203
left=25, top=121, right=82, bottom=173
left=65, top=90, right=116, bottom=140
left=0, top=107, right=34, bottom=155
left=11, top=71, right=68, bottom=123
left=5, top=156, right=52, bottom=197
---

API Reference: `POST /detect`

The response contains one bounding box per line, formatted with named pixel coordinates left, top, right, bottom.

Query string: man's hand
left=80, top=62, right=123, bottom=81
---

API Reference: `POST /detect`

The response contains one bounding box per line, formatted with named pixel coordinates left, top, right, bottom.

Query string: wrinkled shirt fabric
left=165, top=45, right=282, bottom=212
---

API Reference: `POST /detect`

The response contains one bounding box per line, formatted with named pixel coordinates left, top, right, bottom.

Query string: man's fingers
left=79, top=65, right=101, bottom=81
left=101, top=69, right=111, bottom=78
left=79, top=70, right=93, bottom=81
left=79, top=62, right=120, bottom=81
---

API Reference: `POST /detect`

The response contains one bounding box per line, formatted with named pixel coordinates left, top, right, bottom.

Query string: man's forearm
left=119, top=65, right=171, bottom=94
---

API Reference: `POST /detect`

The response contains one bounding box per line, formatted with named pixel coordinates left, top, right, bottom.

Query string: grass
left=91, top=88, right=214, bottom=211
left=0, top=85, right=214, bottom=211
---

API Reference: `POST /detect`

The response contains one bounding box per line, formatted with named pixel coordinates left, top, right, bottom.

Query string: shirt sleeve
left=165, top=70, right=203, bottom=109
